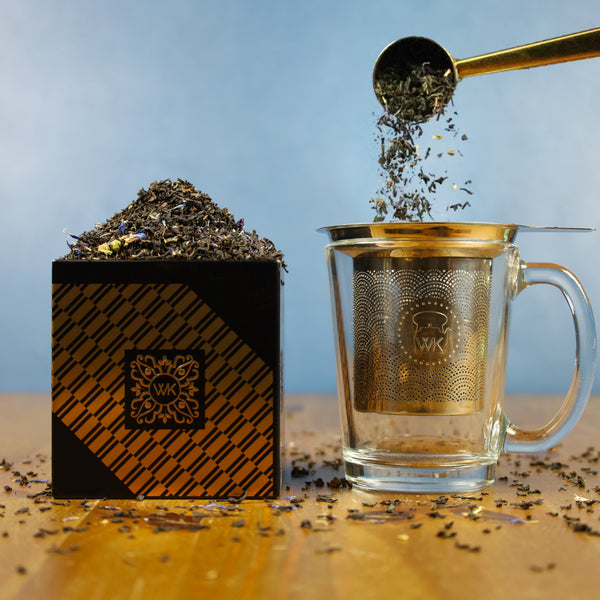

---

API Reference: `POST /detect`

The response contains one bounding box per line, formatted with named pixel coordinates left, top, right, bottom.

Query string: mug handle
left=504, top=262, right=597, bottom=453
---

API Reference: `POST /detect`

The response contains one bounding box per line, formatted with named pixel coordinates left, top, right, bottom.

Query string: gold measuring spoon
left=373, top=27, right=600, bottom=118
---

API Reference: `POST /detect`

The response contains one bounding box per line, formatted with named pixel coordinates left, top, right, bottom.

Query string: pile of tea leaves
left=371, top=63, right=473, bottom=222
left=61, top=179, right=284, bottom=264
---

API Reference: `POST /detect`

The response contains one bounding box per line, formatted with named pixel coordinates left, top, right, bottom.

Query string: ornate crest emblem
left=125, top=350, right=205, bottom=429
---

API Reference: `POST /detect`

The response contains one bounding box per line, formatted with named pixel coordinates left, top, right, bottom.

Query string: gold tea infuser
left=373, top=27, right=600, bottom=116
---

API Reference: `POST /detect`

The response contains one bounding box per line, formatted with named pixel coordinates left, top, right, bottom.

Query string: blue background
left=1, top=1, right=599, bottom=395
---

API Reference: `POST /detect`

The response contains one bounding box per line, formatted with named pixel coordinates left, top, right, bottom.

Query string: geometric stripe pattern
left=52, top=282, right=276, bottom=498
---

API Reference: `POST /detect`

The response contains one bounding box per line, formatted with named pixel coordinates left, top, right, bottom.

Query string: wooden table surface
left=2, top=392, right=600, bottom=600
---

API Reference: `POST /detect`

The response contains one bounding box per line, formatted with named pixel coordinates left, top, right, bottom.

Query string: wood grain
left=2, top=393, right=600, bottom=600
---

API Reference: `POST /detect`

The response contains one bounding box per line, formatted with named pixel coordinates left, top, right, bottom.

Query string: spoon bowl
left=373, top=27, right=600, bottom=119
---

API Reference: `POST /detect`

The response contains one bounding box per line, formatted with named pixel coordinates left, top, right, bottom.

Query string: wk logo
left=154, top=382, right=177, bottom=395
left=415, top=335, right=445, bottom=353
left=412, top=311, right=451, bottom=358
left=124, top=350, right=205, bottom=430
left=150, top=375, right=181, bottom=403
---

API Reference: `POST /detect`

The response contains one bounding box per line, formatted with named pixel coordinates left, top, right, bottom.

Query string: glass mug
left=321, top=223, right=596, bottom=492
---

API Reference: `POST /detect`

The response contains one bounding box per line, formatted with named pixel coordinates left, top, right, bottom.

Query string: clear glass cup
left=321, top=223, right=596, bottom=492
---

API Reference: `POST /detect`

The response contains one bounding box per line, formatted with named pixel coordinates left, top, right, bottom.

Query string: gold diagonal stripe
left=54, top=281, right=277, bottom=497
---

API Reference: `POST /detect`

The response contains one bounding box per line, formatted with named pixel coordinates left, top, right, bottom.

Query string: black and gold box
left=51, top=260, right=282, bottom=499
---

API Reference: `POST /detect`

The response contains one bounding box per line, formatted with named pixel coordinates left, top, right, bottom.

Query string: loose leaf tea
left=62, top=179, right=284, bottom=264
left=374, top=63, right=455, bottom=123
left=371, top=63, right=473, bottom=222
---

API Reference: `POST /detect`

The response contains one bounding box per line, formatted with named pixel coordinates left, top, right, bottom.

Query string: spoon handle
left=456, top=27, right=600, bottom=79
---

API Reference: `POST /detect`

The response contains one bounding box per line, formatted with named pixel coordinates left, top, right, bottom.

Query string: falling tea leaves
left=371, top=63, right=473, bottom=222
